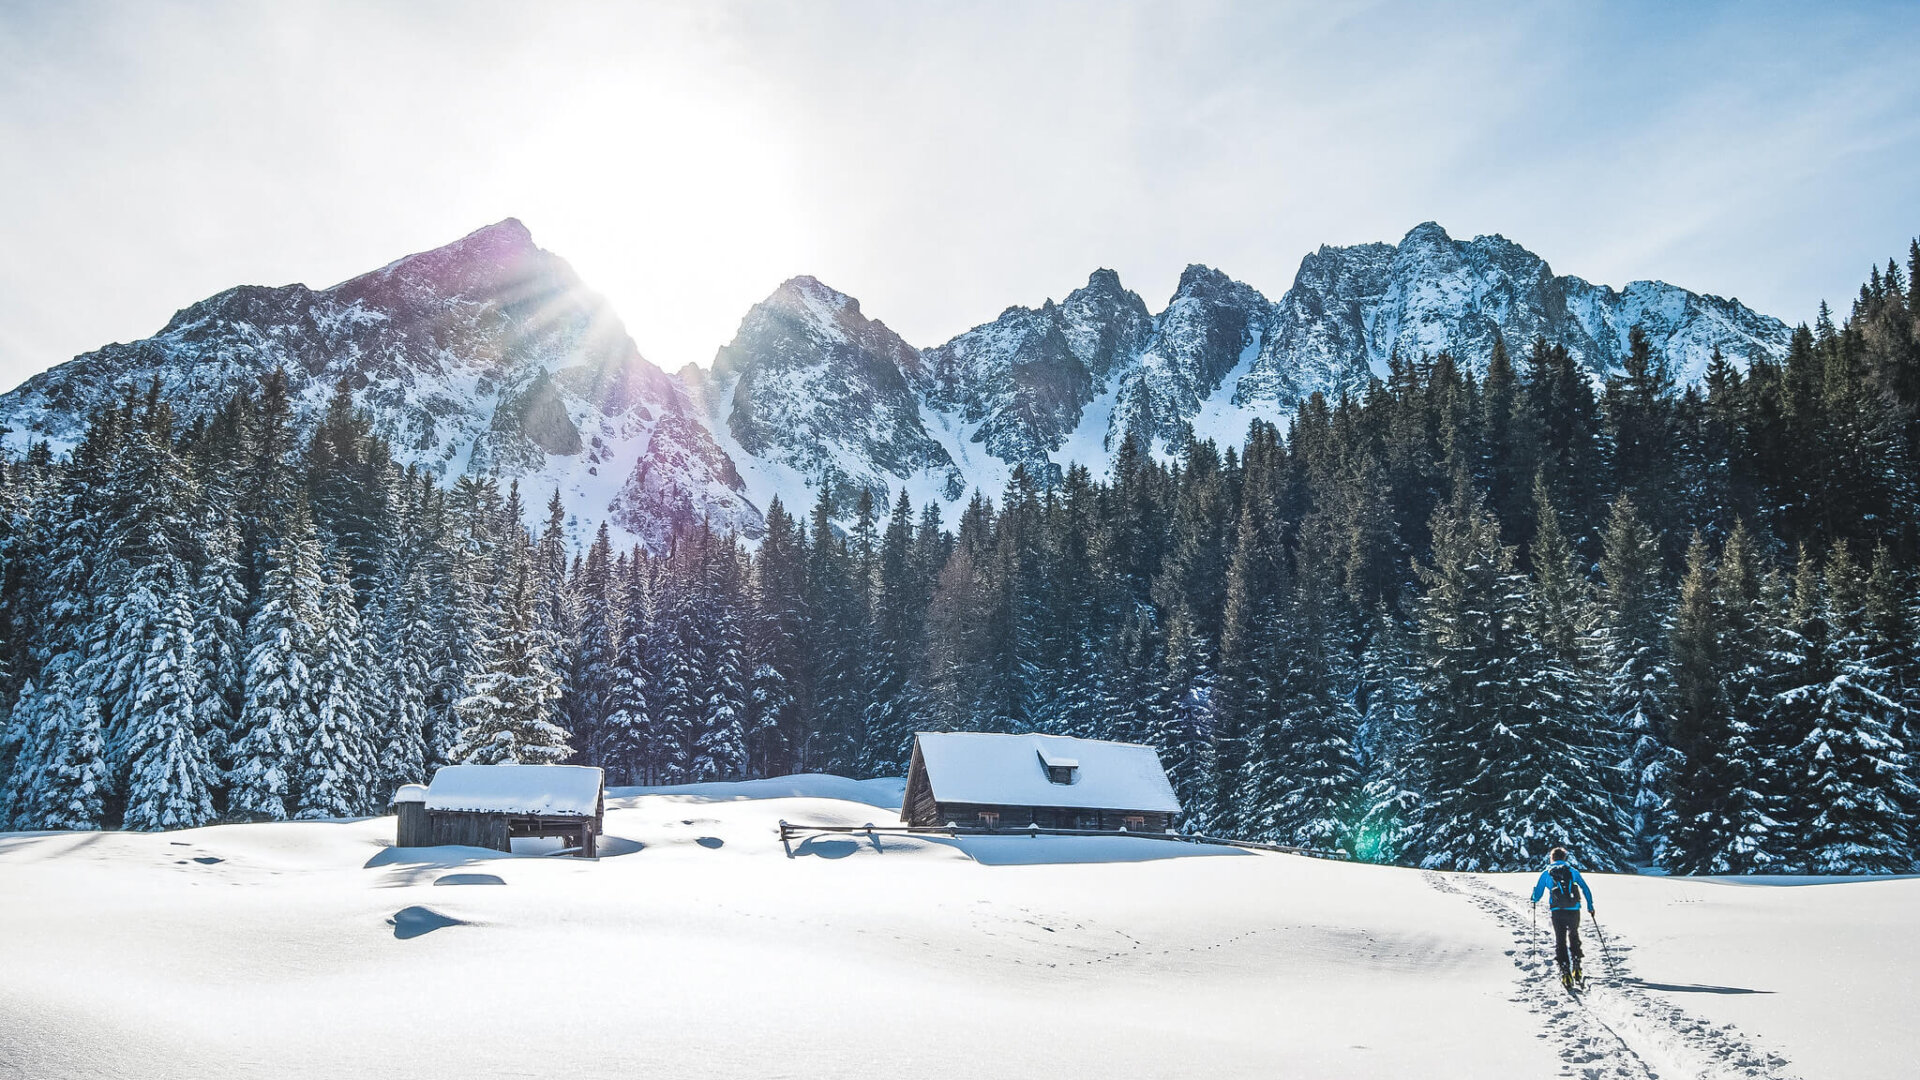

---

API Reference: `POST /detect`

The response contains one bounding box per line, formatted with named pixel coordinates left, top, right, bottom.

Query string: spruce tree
left=604, top=556, right=657, bottom=784
left=121, top=587, right=216, bottom=831
left=1352, top=611, right=1423, bottom=863
left=452, top=560, right=570, bottom=766
left=230, top=512, right=326, bottom=821
left=33, top=686, right=109, bottom=830
left=691, top=534, right=750, bottom=782
left=191, top=516, right=248, bottom=774
left=297, top=560, right=370, bottom=818
left=1793, top=543, right=1915, bottom=872
left=746, top=498, right=808, bottom=777
left=568, top=524, right=619, bottom=769
left=1711, top=526, right=1788, bottom=873
left=1664, top=533, right=1726, bottom=872
left=1256, top=516, right=1362, bottom=851
left=1409, top=473, right=1628, bottom=871
left=1597, top=493, right=1676, bottom=864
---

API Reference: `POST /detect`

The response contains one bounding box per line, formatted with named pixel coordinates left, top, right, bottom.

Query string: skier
left=1530, top=846, right=1595, bottom=987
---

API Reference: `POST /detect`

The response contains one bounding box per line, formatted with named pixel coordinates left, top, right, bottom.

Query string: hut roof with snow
left=395, top=764, right=606, bottom=857
left=901, top=732, right=1181, bottom=831
left=424, top=764, right=604, bottom=817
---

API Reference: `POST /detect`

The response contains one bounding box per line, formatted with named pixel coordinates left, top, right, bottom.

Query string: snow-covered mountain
left=0, top=220, right=761, bottom=550
left=686, top=276, right=968, bottom=514
left=920, top=268, right=1154, bottom=477
left=0, top=219, right=1794, bottom=547
left=1242, top=221, right=1793, bottom=406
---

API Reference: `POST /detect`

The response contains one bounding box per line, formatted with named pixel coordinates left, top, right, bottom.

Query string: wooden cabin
left=393, top=764, right=606, bottom=858
left=901, top=732, right=1182, bottom=832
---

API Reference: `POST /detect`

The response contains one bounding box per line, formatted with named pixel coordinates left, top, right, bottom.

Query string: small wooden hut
left=392, top=783, right=430, bottom=845
left=901, top=732, right=1182, bottom=832
left=393, top=764, right=606, bottom=858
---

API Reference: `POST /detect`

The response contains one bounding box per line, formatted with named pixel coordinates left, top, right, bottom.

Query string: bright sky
left=2, top=1, right=1917, bottom=390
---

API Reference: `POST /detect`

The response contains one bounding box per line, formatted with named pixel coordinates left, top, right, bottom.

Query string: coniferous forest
left=3, top=245, right=1919, bottom=875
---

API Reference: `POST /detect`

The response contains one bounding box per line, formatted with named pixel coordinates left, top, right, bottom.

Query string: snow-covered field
left=1, top=776, right=1909, bottom=1079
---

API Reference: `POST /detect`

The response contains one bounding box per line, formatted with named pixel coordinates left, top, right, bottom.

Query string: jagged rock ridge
left=1, top=220, right=1794, bottom=545
left=0, top=220, right=761, bottom=550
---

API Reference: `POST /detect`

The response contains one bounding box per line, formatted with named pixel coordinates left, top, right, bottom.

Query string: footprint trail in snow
left=1423, top=871, right=1795, bottom=1080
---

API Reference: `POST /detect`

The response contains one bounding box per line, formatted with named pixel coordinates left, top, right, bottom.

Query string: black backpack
left=1548, top=863, right=1577, bottom=908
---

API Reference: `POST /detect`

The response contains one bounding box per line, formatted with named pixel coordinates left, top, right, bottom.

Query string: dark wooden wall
left=416, top=810, right=601, bottom=857
left=428, top=810, right=512, bottom=851
left=396, top=802, right=431, bottom=846
left=901, top=753, right=941, bottom=826
left=917, top=800, right=1175, bottom=833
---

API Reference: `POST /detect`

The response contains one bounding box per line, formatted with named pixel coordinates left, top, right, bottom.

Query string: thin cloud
left=1, top=1, right=1915, bottom=391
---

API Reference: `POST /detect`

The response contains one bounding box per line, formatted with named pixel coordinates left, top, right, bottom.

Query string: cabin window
left=1123, top=815, right=1147, bottom=830
left=977, top=811, right=1000, bottom=828
left=1037, top=749, right=1079, bottom=785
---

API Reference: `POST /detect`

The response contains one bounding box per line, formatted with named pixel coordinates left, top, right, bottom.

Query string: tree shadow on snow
left=1695, top=874, right=1920, bottom=887
left=433, top=873, right=506, bottom=886
left=364, top=838, right=644, bottom=885
left=389, top=905, right=469, bottom=939
left=791, top=836, right=862, bottom=859
left=1626, top=979, right=1773, bottom=995
left=0, top=831, right=112, bottom=860
left=941, top=835, right=1252, bottom=866
left=786, top=831, right=1250, bottom=866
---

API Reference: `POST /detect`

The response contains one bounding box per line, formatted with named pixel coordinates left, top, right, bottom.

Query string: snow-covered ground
left=1, top=775, right=1907, bottom=1079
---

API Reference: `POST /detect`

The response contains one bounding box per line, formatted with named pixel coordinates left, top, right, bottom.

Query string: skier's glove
left=1587, top=906, right=1595, bottom=915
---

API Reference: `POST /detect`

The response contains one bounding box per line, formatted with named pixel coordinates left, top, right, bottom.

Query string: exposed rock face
left=1239, top=222, right=1792, bottom=412
left=1112, top=265, right=1274, bottom=449
left=0, top=219, right=1794, bottom=547
left=0, top=219, right=761, bottom=549
left=704, top=276, right=963, bottom=506
left=921, top=269, right=1155, bottom=476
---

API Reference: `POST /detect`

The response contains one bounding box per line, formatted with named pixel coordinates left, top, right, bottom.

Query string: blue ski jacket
left=1530, top=861, right=1594, bottom=912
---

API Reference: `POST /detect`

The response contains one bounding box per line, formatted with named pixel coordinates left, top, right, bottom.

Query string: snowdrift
left=0, top=774, right=1907, bottom=1079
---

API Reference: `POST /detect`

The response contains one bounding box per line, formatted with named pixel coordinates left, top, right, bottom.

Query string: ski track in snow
left=1424, top=871, right=1796, bottom=1080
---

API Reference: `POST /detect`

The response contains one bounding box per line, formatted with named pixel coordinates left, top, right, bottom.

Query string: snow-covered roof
left=423, top=765, right=604, bottom=817
left=913, top=733, right=1181, bottom=814
left=391, top=784, right=428, bottom=805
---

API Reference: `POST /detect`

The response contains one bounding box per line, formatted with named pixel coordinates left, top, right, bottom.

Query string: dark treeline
left=3, top=245, right=1920, bottom=874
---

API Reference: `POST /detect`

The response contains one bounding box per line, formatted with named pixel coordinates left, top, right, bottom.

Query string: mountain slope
left=0, top=220, right=1796, bottom=544
left=1240, top=222, right=1792, bottom=412
left=694, top=276, right=965, bottom=512
left=920, top=269, right=1154, bottom=477
left=0, top=220, right=762, bottom=549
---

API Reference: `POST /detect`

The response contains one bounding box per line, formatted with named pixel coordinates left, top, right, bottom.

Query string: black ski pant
left=1550, top=908, right=1584, bottom=972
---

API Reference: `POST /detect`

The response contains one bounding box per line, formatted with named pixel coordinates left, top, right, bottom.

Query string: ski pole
left=1591, top=912, right=1609, bottom=974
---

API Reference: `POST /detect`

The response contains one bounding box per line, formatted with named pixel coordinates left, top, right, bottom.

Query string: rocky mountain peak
left=1173, top=263, right=1238, bottom=299
left=705, top=275, right=959, bottom=507
left=1235, top=223, right=1793, bottom=414
left=0, top=219, right=761, bottom=553
left=330, top=218, right=569, bottom=316
left=767, top=274, right=859, bottom=318
left=1400, top=220, right=1453, bottom=247
left=0, top=218, right=1797, bottom=552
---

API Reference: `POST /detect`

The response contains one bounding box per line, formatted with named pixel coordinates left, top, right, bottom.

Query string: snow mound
left=423, top=764, right=603, bottom=816
left=610, top=772, right=905, bottom=809
left=1, top=775, right=1911, bottom=1079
